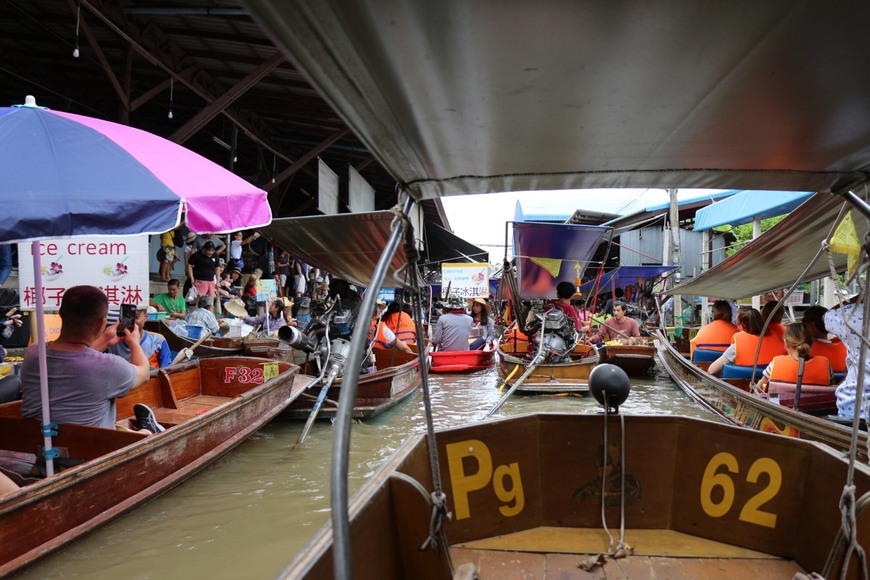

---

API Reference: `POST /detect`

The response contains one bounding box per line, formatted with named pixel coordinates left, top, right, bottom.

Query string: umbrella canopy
left=0, top=97, right=272, bottom=241
left=2, top=96, right=273, bottom=476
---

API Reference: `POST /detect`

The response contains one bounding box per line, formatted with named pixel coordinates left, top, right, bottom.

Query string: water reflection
left=18, top=365, right=714, bottom=579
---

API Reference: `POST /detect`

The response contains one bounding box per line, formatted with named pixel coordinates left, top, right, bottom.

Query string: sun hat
left=230, top=266, right=242, bottom=275
left=184, top=232, right=197, bottom=244
left=466, top=297, right=492, bottom=314
left=444, top=295, right=467, bottom=311
left=224, top=298, right=248, bottom=318
left=297, top=297, right=311, bottom=312
left=280, top=297, right=294, bottom=308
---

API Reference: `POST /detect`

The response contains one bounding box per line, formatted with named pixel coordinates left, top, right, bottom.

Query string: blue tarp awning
left=693, top=190, right=813, bottom=231
left=579, top=265, right=678, bottom=295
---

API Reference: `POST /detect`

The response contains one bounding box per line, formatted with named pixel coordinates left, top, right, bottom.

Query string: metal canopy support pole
left=330, top=196, right=414, bottom=579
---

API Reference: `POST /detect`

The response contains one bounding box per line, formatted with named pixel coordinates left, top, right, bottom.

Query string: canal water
left=18, top=363, right=717, bottom=579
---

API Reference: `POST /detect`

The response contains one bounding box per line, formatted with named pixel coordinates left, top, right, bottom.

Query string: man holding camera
left=20, top=286, right=151, bottom=429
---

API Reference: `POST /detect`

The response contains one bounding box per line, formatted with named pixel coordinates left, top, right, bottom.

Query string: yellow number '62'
left=699, top=452, right=782, bottom=528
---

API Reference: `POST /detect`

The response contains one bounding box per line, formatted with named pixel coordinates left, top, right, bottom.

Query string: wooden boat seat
left=691, top=347, right=726, bottom=363
left=768, top=381, right=837, bottom=414
left=721, top=364, right=762, bottom=380
left=0, top=416, right=146, bottom=463
left=451, top=527, right=803, bottom=577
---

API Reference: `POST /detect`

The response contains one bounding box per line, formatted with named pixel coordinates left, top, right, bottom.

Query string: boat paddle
left=171, top=330, right=213, bottom=364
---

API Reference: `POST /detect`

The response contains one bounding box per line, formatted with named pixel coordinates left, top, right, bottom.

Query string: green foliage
left=721, top=215, right=785, bottom=256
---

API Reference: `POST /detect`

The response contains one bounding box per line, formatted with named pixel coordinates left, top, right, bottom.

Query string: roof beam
left=268, top=128, right=350, bottom=207
left=171, top=52, right=284, bottom=144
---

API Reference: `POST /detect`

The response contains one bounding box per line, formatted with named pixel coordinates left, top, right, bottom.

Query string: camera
left=117, top=303, right=137, bottom=337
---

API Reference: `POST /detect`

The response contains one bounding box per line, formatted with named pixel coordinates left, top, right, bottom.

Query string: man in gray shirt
left=432, top=296, right=473, bottom=352
left=21, top=286, right=151, bottom=429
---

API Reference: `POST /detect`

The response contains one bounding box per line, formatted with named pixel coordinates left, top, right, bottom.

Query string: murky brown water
left=16, top=364, right=716, bottom=579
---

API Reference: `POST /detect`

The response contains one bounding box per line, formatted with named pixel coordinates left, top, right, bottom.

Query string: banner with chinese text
left=18, top=235, right=149, bottom=311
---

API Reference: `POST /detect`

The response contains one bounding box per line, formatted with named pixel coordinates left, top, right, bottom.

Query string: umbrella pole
left=32, top=242, right=55, bottom=476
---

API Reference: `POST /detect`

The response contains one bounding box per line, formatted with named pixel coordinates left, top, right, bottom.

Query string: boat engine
left=532, top=308, right=577, bottom=362
left=321, top=337, right=352, bottom=377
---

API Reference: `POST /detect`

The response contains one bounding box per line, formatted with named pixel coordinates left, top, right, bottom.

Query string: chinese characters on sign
left=441, top=262, right=490, bottom=299
left=18, top=235, right=149, bottom=312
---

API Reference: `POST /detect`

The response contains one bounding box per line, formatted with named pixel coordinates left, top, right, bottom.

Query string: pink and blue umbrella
left=0, top=96, right=273, bottom=475
left=0, top=96, right=272, bottom=241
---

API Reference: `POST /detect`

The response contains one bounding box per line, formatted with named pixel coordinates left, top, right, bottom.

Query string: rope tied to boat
left=420, top=490, right=452, bottom=552
left=837, top=484, right=868, bottom=579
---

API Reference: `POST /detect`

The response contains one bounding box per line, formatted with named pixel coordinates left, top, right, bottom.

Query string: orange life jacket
left=768, top=355, right=832, bottom=385
left=690, top=319, right=738, bottom=357
left=810, top=338, right=847, bottom=373
left=367, top=320, right=394, bottom=350
left=732, top=331, right=787, bottom=366
left=383, top=312, right=417, bottom=345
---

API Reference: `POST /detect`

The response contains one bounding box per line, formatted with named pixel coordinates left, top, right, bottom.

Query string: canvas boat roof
left=247, top=1, right=870, bottom=199
left=666, top=192, right=869, bottom=300
left=579, top=265, right=679, bottom=296
left=512, top=222, right=611, bottom=298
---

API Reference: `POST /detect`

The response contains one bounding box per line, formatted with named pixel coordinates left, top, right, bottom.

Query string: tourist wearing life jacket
left=690, top=300, right=738, bottom=358
left=708, top=308, right=787, bottom=376
left=757, top=323, right=832, bottom=392
left=802, top=305, right=847, bottom=373
left=761, top=299, right=787, bottom=340
left=368, top=300, right=412, bottom=353
left=382, top=301, right=417, bottom=345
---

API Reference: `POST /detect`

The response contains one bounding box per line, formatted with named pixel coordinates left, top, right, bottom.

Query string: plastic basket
left=187, top=325, right=203, bottom=340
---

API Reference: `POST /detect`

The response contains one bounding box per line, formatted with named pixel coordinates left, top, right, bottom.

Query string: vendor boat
left=145, top=319, right=245, bottom=357
left=0, top=357, right=302, bottom=575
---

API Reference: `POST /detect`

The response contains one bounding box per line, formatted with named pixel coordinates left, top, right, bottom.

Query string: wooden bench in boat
left=768, top=380, right=837, bottom=414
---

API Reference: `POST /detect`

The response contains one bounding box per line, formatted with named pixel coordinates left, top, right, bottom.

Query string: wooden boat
left=282, top=348, right=420, bottom=420
left=0, top=357, right=303, bottom=575
left=654, top=329, right=867, bottom=455
left=145, top=319, right=245, bottom=357
left=429, top=347, right=494, bottom=373
left=279, top=412, right=870, bottom=578
left=597, top=339, right=657, bottom=376
left=497, top=338, right=599, bottom=393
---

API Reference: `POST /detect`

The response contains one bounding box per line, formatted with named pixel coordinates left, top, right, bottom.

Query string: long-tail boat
left=0, top=357, right=302, bottom=575
left=243, top=1, right=870, bottom=575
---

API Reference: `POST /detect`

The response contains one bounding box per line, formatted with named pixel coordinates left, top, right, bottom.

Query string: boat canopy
left=423, top=222, right=488, bottom=266
left=512, top=222, right=611, bottom=299
left=579, top=265, right=678, bottom=296
left=693, top=191, right=814, bottom=231
left=666, top=193, right=868, bottom=300
left=247, top=1, right=870, bottom=199
left=259, top=212, right=424, bottom=289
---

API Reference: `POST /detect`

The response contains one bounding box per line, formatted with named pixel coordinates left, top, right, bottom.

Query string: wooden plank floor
left=451, top=527, right=804, bottom=578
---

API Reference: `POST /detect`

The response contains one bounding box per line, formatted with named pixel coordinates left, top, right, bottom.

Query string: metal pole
left=330, top=196, right=414, bottom=579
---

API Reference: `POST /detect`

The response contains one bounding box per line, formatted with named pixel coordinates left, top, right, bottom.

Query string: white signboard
left=441, top=262, right=490, bottom=299
left=348, top=166, right=375, bottom=212
left=18, top=235, right=150, bottom=311
left=318, top=158, right=339, bottom=215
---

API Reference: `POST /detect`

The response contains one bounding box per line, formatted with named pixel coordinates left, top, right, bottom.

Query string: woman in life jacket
left=757, top=323, right=833, bottom=392
left=382, top=301, right=417, bottom=345
left=467, top=297, right=495, bottom=350
left=708, top=307, right=787, bottom=376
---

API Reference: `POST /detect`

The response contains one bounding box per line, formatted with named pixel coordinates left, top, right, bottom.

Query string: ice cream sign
left=18, top=235, right=149, bottom=311
left=441, top=262, right=490, bottom=299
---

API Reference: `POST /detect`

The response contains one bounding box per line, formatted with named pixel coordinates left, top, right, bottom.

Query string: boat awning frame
left=666, top=192, right=869, bottom=300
